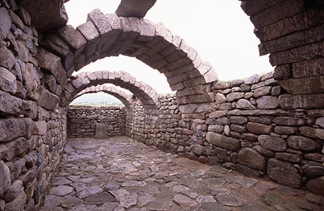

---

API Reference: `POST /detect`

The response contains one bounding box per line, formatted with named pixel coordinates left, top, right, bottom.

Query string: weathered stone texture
left=267, top=159, right=302, bottom=188
left=238, top=148, right=266, bottom=171
left=68, top=106, right=126, bottom=138
left=206, top=132, right=241, bottom=151
left=287, top=136, right=321, bottom=152
left=258, top=135, right=287, bottom=152
left=0, top=0, right=323, bottom=207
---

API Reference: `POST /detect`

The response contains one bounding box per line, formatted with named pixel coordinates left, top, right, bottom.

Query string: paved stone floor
left=41, top=137, right=324, bottom=211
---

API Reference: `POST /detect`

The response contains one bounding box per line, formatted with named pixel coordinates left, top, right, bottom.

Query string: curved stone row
left=71, top=85, right=133, bottom=110
left=62, top=70, right=158, bottom=114
left=41, top=8, right=218, bottom=104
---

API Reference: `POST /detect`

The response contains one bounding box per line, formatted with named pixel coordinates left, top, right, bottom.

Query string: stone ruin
left=0, top=0, right=323, bottom=210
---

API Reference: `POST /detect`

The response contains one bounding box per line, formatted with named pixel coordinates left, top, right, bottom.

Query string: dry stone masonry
left=0, top=0, right=323, bottom=210
left=67, top=106, right=126, bottom=138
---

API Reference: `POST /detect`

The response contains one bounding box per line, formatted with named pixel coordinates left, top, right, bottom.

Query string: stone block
left=246, top=122, right=272, bottom=135
left=279, top=94, right=324, bottom=109
left=0, top=90, right=22, bottom=116
left=236, top=99, right=256, bottom=110
left=4, top=180, right=23, bottom=202
left=244, top=74, right=261, bottom=85
left=273, top=64, right=292, bottom=81
left=191, top=145, right=203, bottom=156
left=0, top=67, right=17, bottom=94
left=0, top=118, right=27, bottom=143
left=20, top=0, right=68, bottom=31
left=255, top=9, right=324, bottom=42
left=299, top=126, right=324, bottom=140
left=95, top=123, right=108, bottom=139
left=0, top=7, right=11, bottom=40
left=270, top=41, right=324, bottom=66
left=4, top=137, right=28, bottom=161
left=236, top=164, right=261, bottom=178
left=273, top=126, right=297, bottom=135
left=238, top=148, right=266, bottom=171
left=272, top=116, right=305, bottom=126
left=256, top=96, right=279, bottom=109
left=35, top=121, right=47, bottom=135
left=230, top=124, right=246, bottom=133
left=271, top=86, right=281, bottom=96
left=0, top=161, right=11, bottom=197
left=275, top=152, right=302, bottom=163
left=0, top=46, right=15, bottom=70
left=267, top=159, right=302, bottom=188
left=292, top=57, right=324, bottom=78
left=240, top=84, right=251, bottom=92
left=253, top=86, right=271, bottom=98
left=301, top=162, right=324, bottom=178
left=226, top=92, right=244, bottom=102
left=38, top=87, right=59, bottom=111
left=258, top=135, right=287, bottom=152
left=241, top=0, right=287, bottom=16
left=36, top=48, right=67, bottom=86
left=241, top=133, right=258, bottom=142
left=41, top=34, right=74, bottom=70
left=4, top=191, right=27, bottom=211
left=254, top=145, right=275, bottom=158
left=278, top=76, right=324, bottom=95
left=229, top=117, right=248, bottom=125
left=287, top=135, right=320, bottom=152
left=77, top=21, right=100, bottom=57
left=206, top=132, right=241, bottom=151
left=59, top=25, right=87, bottom=56
left=116, top=0, right=157, bottom=18
left=306, top=176, right=324, bottom=196
left=21, top=100, right=37, bottom=120
left=315, top=117, right=324, bottom=128
left=304, top=153, right=324, bottom=163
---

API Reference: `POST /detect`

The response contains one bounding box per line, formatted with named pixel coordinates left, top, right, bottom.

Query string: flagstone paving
left=40, top=137, right=324, bottom=211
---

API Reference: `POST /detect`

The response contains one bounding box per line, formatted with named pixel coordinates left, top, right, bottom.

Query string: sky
left=65, top=0, right=273, bottom=103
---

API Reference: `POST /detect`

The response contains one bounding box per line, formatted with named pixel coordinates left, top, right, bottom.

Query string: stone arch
left=63, top=70, right=158, bottom=114
left=71, top=85, right=133, bottom=109
left=41, top=8, right=218, bottom=105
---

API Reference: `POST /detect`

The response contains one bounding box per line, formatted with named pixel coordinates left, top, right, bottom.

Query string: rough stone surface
left=40, top=137, right=324, bottom=210
left=287, top=136, right=321, bottom=151
left=238, top=148, right=266, bottom=171
left=0, top=119, right=27, bottom=143
left=306, top=176, right=324, bottom=197
left=0, top=161, right=11, bottom=197
left=247, top=122, right=272, bottom=134
left=256, top=96, right=279, bottom=109
left=258, top=135, right=287, bottom=152
left=206, top=132, right=241, bottom=151
left=267, top=159, right=302, bottom=188
left=116, top=0, right=157, bottom=18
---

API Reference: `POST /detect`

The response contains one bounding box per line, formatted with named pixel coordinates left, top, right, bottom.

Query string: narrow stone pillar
left=95, top=123, right=108, bottom=139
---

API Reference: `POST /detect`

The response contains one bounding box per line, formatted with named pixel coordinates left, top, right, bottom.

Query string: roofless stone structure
left=0, top=0, right=323, bottom=210
left=72, top=85, right=133, bottom=109
left=64, top=70, right=158, bottom=114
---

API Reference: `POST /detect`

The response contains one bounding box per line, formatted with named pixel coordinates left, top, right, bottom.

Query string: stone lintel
left=116, top=0, right=157, bottom=18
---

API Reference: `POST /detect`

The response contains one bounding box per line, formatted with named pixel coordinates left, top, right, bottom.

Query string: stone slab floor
left=40, top=137, right=324, bottom=211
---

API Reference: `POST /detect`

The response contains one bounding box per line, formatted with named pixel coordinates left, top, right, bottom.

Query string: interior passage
left=40, top=137, right=323, bottom=211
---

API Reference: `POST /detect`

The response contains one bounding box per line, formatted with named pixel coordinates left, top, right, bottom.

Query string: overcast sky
left=65, top=0, right=273, bottom=102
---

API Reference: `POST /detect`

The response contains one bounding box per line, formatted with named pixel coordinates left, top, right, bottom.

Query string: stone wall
left=0, top=2, right=66, bottom=210
left=124, top=72, right=324, bottom=196
left=241, top=0, right=324, bottom=102
left=1, top=1, right=323, bottom=210
left=67, top=106, right=126, bottom=138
